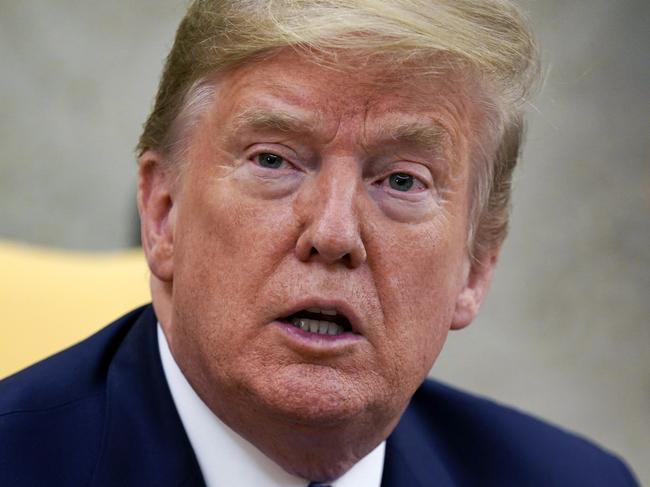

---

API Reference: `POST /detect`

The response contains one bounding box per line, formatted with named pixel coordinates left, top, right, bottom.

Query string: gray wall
left=1, top=1, right=648, bottom=483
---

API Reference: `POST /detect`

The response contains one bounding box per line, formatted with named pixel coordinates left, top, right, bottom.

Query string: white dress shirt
left=158, top=324, right=386, bottom=487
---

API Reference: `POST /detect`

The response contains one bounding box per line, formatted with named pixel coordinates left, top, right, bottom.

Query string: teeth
left=306, top=307, right=337, bottom=316
left=291, top=318, right=344, bottom=336
left=308, top=320, right=319, bottom=333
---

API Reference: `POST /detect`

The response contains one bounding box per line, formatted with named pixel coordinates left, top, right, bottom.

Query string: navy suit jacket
left=0, top=305, right=638, bottom=486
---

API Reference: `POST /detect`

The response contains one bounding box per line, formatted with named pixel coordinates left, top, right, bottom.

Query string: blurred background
left=1, top=0, right=648, bottom=483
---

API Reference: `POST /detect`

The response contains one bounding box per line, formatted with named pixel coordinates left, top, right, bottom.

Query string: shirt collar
left=157, top=324, right=386, bottom=487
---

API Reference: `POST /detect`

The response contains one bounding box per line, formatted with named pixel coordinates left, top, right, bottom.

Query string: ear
left=137, top=151, right=177, bottom=283
left=450, top=251, right=498, bottom=330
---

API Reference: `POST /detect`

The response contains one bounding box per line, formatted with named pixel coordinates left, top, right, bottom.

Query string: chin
left=246, top=363, right=380, bottom=426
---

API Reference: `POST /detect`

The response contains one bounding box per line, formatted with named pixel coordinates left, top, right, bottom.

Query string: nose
left=294, top=164, right=367, bottom=268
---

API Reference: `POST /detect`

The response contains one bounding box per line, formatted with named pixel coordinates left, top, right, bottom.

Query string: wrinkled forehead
left=200, top=47, right=488, bottom=157
left=227, top=47, right=482, bottom=107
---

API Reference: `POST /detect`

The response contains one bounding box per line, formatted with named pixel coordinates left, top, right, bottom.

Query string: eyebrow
left=230, top=107, right=450, bottom=156
left=375, top=120, right=449, bottom=156
left=231, top=108, right=316, bottom=135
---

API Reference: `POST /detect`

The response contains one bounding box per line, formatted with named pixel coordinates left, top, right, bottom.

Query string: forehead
left=207, top=49, right=482, bottom=146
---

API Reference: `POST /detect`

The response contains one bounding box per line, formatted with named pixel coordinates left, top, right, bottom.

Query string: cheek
left=170, top=174, right=302, bottom=374
left=175, top=172, right=298, bottom=290
left=367, top=220, right=467, bottom=383
left=169, top=170, right=301, bottom=356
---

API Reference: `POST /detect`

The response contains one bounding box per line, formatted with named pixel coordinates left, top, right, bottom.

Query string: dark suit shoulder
left=405, top=379, right=638, bottom=486
left=0, top=305, right=149, bottom=487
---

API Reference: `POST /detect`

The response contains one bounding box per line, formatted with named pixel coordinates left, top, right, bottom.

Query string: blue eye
left=257, top=153, right=285, bottom=169
left=388, top=173, right=415, bottom=192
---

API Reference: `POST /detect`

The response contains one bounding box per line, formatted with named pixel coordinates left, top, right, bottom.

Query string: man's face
left=146, top=49, right=492, bottom=428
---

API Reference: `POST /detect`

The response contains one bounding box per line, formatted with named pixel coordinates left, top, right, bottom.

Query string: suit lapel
left=91, top=306, right=205, bottom=486
left=381, top=402, right=455, bottom=487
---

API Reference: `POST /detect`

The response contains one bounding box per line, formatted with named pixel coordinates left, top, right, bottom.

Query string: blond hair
left=138, top=0, right=539, bottom=260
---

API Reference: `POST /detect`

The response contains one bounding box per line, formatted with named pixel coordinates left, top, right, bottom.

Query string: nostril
left=310, top=245, right=353, bottom=266
left=297, top=229, right=366, bottom=267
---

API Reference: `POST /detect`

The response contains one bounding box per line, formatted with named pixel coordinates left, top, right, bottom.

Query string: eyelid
left=379, top=174, right=428, bottom=196
left=377, top=163, right=434, bottom=189
left=246, top=144, right=299, bottom=170
left=253, top=152, right=288, bottom=167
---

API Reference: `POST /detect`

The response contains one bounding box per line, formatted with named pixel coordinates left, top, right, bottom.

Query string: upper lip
left=277, top=297, right=364, bottom=334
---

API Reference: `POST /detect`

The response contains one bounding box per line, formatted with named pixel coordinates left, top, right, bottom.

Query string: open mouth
left=280, top=307, right=353, bottom=336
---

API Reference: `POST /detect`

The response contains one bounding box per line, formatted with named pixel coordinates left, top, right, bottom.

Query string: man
left=0, top=0, right=638, bottom=485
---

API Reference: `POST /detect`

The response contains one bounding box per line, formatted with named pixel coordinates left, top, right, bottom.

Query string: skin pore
left=138, top=48, right=496, bottom=481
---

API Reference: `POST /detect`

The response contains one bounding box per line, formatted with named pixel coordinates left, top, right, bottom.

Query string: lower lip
left=273, top=320, right=362, bottom=351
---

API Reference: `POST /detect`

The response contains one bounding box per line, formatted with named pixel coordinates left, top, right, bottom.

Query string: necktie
left=307, top=483, right=332, bottom=487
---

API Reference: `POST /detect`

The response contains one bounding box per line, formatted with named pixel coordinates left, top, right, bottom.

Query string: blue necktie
left=307, top=483, right=332, bottom=487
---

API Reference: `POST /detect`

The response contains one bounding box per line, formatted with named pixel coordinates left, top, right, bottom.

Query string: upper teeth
left=291, top=318, right=344, bottom=336
left=306, top=307, right=337, bottom=316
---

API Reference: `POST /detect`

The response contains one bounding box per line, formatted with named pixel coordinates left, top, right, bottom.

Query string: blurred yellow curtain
left=0, top=240, right=150, bottom=379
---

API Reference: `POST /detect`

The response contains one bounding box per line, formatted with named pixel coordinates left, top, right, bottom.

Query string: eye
left=388, top=173, right=414, bottom=191
left=255, top=152, right=286, bottom=169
